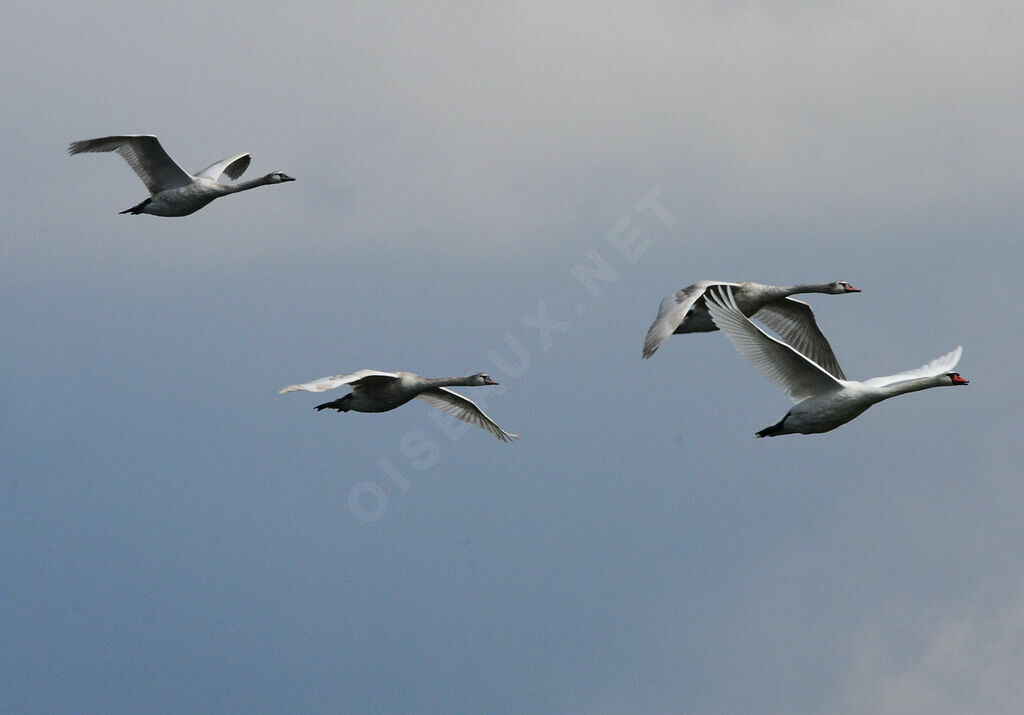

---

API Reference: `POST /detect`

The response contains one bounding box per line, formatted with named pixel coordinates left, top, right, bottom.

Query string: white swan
left=280, top=370, right=519, bottom=442
left=68, top=134, right=294, bottom=216
left=642, top=280, right=860, bottom=377
left=703, top=286, right=968, bottom=437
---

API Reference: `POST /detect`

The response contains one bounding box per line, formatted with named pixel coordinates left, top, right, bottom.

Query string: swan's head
left=948, top=372, right=969, bottom=386
left=831, top=280, right=860, bottom=294
left=471, top=372, right=499, bottom=386
left=264, top=171, right=295, bottom=183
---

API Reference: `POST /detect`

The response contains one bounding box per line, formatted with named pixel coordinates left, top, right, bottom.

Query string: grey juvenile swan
left=280, top=370, right=519, bottom=442
left=704, top=286, right=968, bottom=437
left=68, top=134, right=294, bottom=216
left=642, top=279, right=860, bottom=376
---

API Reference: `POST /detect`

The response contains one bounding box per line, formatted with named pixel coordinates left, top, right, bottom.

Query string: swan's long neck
left=743, top=283, right=833, bottom=302
left=873, top=375, right=951, bottom=400
left=781, top=282, right=836, bottom=296
left=220, top=176, right=274, bottom=194
left=420, top=376, right=478, bottom=389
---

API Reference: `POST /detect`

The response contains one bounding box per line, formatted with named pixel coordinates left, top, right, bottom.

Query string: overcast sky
left=3, top=1, right=1023, bottom=712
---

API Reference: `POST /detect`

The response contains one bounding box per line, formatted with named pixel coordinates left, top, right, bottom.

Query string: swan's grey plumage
left=68, top=134, right=293, bottom=216
left=703, top=286, right=968, bottom=437
left=280, top=370, right=519, bottom=442
left=642, top=279, right=860, bottom=378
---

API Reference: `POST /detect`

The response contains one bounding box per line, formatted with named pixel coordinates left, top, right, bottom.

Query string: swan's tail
left=315, top=396, right=350, bottom=412
left=755, top=415, right=788, bottom=438
left=120, top=198, right=150, bottom=215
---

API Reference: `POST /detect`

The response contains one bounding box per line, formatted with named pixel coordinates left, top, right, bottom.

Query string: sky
left=3, top=1, right=1023, bottom=712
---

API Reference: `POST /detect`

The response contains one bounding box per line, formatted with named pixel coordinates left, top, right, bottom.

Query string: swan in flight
left=703, top=286, right=968, bottom=437
left=68, top=134, right=294, bottom=216
left=643, top=280, right=860, bottom=377
left=280, top=370, right=519, bottom=442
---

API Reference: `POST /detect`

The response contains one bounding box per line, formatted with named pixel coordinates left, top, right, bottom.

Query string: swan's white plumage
left=706, top=286, right=842, bottom=403
left=752, top=300, right=842, bottom=377
left=861, top=346, right=963, bottom=388
left=703, top=285, right=967, bottom=436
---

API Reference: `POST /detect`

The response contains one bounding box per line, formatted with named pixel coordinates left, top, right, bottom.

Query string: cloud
left=837, top=587, right=1024, bottom=713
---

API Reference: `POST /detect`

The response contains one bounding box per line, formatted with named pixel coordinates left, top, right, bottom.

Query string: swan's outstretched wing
left=195, top=153, right=250, bottom=182
left=705, top=286, right=843, bottom=404
left=861, top=346, right=962, bottom=388
left=416, top=388, right=520, bottom=442
left=279, top=370, right=398, bottom=394
left=754, top=298, right=847, bottom=379
left=642, top=280, right=735, bottom=358
left=68, top=135, right=192, bottom=193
